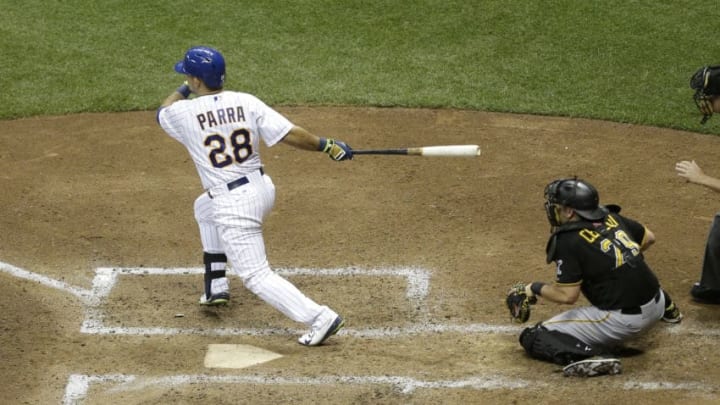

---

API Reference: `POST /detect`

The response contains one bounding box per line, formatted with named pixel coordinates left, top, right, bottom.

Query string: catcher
left=690, top=65, right=720, bottom=124
left=506, top=178, right=683, bottom=377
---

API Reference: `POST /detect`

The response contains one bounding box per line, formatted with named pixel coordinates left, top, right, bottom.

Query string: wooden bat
left=353, top=144, right=481, bottom=157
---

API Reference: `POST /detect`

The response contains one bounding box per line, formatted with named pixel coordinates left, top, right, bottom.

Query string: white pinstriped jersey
left=157, top=91, right=292, bottom=189
left=156, top=85, right=339, bottom=335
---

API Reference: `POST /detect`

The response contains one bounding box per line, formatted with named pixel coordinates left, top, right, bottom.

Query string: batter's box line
left=62, top=372, right=537, bottom=404
left=80, top=322, right=521, bottom=338
left=4, top=261, right=720, bottom=338
left=81, top=266, right=432, bottom=335
left=63, top=373, right=720, bottom=405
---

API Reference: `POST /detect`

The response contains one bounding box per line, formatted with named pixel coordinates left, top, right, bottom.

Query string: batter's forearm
left=281, top=126, right=321, bottom=151
left=160, top=83, right=192, bottom=108
left=161, top=91, right=186, bottom=108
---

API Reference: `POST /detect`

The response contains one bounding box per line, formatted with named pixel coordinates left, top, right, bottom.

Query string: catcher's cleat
left=198, top=292, right=230, bottom=306
left=298, top=314, right=345, bottom=346
left=562, top=357, right=622, bottom=377
left=662, top=302, right=683, bottom=323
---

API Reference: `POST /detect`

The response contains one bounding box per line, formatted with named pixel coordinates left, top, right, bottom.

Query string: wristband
left=318, top=137, right=333, bottom=152
left=530, top=282, right=545, bottom=297
left=177, top=83, right=191, bottom=98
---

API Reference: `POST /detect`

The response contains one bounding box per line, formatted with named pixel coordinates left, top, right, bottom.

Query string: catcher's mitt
left=506, top=283, right=537, bottom=323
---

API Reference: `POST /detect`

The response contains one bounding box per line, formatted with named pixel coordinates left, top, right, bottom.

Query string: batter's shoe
left=662, top=302, right=683, bottom=323
left=562, top=357, right=622, bottom=377
left=298, top=315, right=345, bottom=346
left=198, top=292, right=230, bottom=306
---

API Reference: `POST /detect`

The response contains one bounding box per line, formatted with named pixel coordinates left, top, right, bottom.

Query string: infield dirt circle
left=1, top=107, right=720, bottom=404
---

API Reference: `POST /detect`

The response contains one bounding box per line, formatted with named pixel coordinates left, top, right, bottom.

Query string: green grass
left=2, top=0, right=720, bottom=133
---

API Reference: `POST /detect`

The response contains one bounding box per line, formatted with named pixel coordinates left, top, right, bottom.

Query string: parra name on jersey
left=196, top=106, right=246, bottom=130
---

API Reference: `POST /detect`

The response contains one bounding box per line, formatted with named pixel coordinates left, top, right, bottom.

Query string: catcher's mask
left=175, top=46, right=226, bottom=90
left=690, top=65, right=720, bottom=125
left=544, top=178, right=607, bottom=227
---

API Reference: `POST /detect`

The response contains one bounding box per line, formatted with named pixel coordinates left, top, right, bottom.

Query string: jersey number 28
left=204, top=128, right=252, bottom=168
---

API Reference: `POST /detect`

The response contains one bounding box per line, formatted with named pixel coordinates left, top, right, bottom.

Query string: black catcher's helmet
left=544, top=178, right=607, bottom=226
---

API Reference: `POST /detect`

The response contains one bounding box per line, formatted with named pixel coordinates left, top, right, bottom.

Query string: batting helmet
left=174, top=46, right=226, bottom=90
left=544, top=178, right=606, bottom=225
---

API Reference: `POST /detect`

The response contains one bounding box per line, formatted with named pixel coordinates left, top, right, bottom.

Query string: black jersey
left=546, top=213, right=660, bottom=310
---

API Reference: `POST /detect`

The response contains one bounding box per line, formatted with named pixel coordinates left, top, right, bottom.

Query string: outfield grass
left=2, top=1, right=720, bottom=133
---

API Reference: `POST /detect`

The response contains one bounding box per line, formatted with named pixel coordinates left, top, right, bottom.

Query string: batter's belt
left=207, top=168, right=265, bottom=199
left=620, top=289, right=661, bottom=315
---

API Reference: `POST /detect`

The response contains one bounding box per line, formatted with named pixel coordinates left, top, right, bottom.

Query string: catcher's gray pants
left=541, top=289, right=665, bottom=348
left=700, top=213, right=720, bottom=290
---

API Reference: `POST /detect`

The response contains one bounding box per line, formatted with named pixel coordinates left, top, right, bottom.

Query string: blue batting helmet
left=174, top=46, right=226, bottom=89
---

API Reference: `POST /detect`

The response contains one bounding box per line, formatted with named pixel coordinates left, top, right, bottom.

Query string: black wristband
left=177, top=84, right=191, bottom=98
left=530, top=282, right=545, bottom=296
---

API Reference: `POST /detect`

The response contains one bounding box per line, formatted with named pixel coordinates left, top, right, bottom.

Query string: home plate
left=204, top=344, right=283, bottom=369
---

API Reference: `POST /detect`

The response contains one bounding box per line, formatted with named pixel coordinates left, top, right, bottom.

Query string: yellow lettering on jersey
left=579, top=229, right=601, bottom=243
left=605, top=215, right=619, bottom=229
left=600, top=238, right=623, bottom=267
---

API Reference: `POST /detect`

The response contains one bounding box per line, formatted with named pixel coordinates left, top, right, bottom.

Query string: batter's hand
left=319, top=138, right=353, bottom=161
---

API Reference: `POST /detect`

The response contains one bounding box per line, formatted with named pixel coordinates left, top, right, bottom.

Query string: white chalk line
left=0, top=260, right=91, bottom=302
left=3, top=260, right=720, bottom=338
left=63, top=372, right=719, bottom=405
left=80, top=322, right=520, bottom=337
left=2, top=260, right=717, bottom=401
left=61, top=373, right=531, bottom=404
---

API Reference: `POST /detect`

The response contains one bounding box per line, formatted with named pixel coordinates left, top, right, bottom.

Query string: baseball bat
left=353, top=144, right=481, bottom=157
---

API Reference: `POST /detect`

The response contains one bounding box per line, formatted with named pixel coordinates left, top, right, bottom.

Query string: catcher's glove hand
left=506, top=283, right=537, bottom=323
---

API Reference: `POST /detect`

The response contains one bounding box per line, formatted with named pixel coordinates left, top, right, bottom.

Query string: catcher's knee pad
left=203, top=252, right=227, bottom=297
left=519, top=324, right=597, bottom=365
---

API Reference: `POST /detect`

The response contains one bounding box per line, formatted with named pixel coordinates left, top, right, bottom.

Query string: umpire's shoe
left=691, top=282, right=720, bottom=304
left=562, top=357, right=622, bottom=377
left=199, top=292, right=230, bottom=306
left=298, top=309, right=345, bottom=346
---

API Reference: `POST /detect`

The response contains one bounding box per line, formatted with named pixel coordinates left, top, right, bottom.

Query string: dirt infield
left=2, top=107, right=720, bottom=404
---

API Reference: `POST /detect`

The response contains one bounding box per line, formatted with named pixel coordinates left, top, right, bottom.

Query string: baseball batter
left=514, top=178, right=682, bottom=376
left=156, top=46, right=352, bottom=346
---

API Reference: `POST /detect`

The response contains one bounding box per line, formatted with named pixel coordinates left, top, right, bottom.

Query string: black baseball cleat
left=690, top=282, right=720, bottom=304
left=662, top=302, right=683, bottom=323
left=562, top=357, right=622, bottom=377
left=199, top=292, right=230, bottom=306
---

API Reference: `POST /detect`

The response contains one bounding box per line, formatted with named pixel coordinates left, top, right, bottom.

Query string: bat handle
left=353, top=149, right=408, bottom=155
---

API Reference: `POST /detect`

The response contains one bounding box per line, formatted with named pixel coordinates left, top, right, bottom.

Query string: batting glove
left=319, top=137, right=353, bottom=161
